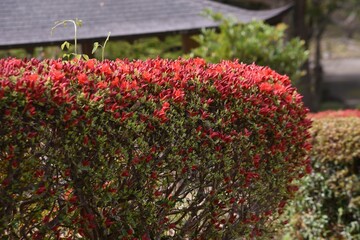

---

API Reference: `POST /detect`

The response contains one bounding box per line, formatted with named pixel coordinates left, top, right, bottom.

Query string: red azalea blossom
left=83, top=135, right=89, bottom=145
left=32, top=232, right=43, bottom=240
left=51, top=70, right=64, bottom=81
left=154, top=190, right=162, bottom=197
left=253, top=154, right=261, bottom=168
left=77, top=73, right=88, bottom=84
left=105, top=218, right=114, bottom=228
left=172, top=89, right=185, bottom=102
left=162, top=101, right=170, bottom=111
left=82, top=160, right=90, bottom=166
left=42, top=215, right=50, bottom=223
left=36, top=186, right=46, bottom=195
left=35, top=169, right=45, bottom=178
left=259, top=82, right=272, bottom=92
left=194, top=57, right=206, bottom=66
left=273, top=83, right=286, bottom=94
left=1, top=178, right=10, bottom=187
left=111, top=77, right=120, bottom=87
left=86, top=59, right=96, bottom=70
left=154, top=109, right=167, bottom=123
left=69, top=195, right=78, bottom=204
left=54, top=62, right=63, bottom=70
left=142, top=71, right=151, bottom=82
left=27, top=132, right=38, bottom=138
left=121, top=170, right=130, bottom=177
left=278, top=200, right=287, bottom=208
left=120, top=81, right=131, bottom=91
left=11, top=160, right=18, bottom=168
left=28, top=106, right=36, bottom=116
left=100, top=63, right=113, bottom=75
left=142, top=234, right=151, bottom=240
left=97, top=81, right=108, bottom=89
left=28, top=73, right=39, bottom=82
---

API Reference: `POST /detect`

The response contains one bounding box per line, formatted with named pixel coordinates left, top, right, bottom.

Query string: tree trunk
left=293, top=0, right=316, bottom=111
left=313, top=28, right=324, bottom=111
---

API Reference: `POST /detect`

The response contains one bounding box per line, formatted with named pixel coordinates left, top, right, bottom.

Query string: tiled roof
left=0, top=0, right=292, bottom=49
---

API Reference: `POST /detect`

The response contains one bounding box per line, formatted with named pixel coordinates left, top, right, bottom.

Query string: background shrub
left=0, top=58, right=311, bottom=239
left=100, top=36, right=184, bottom=61
left=190, top=13, right=309, bottom=82
left=283, top=110, right=360, bottom=240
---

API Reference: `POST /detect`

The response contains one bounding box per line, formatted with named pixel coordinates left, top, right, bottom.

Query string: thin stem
left=74, top=21, right=77, bottom=55
left=101, top=32, right=111, bottom=61
left=51, top=20, right=78, bottom=55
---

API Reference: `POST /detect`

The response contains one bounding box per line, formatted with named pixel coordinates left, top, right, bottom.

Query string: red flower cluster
left=0, top=58, right=311, bottom=239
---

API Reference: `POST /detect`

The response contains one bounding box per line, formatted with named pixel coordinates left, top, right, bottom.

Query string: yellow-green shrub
left=284, top=110, right=360, bottom=239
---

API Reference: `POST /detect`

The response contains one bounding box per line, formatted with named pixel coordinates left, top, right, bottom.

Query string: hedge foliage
left=190, top=14, right=308, bottom=82
left=0, top=58, right=311, bottom=239
left=284, top=110, right=360, bottom=239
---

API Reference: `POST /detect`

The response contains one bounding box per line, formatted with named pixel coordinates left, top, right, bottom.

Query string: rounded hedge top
left=309, top=110, right=360, bottom=164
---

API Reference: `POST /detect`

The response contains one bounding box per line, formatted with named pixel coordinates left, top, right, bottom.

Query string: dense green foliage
left=283, top=110, right=360, bottom=240
left=0, top=58, right=311, bottom=239
left=190, top=14, right=309, bottom=82
left=103, top=36, right=183, bottom=60
left=0, top=36, right=183, bottom=61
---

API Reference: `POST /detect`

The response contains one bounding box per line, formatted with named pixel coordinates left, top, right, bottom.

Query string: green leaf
left=75, top=18, right=83, bottom=27
left=82, top=54, right=89, bottom=61
left=92, top=42, right=99, bottom=54
left=73, top=54, right=82, bottom=60
left=61, top=41, right=70, bottom=50
left=62, top=53, right=70, bottom=59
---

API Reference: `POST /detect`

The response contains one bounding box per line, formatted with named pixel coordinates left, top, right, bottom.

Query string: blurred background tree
left=189, top=13, right=308, bottom=82
left=213, top=0, right=360, bottom=111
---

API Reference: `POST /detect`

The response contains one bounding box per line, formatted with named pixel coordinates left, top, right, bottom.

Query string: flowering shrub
left=0, top=58, right=311, bottom=239
left=283, top=110, right=360, bottom=239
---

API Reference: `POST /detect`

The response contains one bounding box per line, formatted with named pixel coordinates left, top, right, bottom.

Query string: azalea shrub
left=283, top=110, right=360, bottom=240
left=0, top=58, right=311, bottom=239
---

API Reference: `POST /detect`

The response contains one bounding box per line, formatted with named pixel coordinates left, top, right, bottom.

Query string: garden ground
left=320, top=36, right=360, bottom=109
left=323, top=57, right=360, bottom=108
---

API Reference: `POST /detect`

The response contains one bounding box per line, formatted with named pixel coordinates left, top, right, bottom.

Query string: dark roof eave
left=0, top=28, right=208, bottom=50
left=0, top=3, right=293, bottom=50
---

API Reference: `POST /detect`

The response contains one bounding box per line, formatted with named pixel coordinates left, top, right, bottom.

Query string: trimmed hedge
left=0, top=58, right=311, bottom=239
left=284, top=110, right=360, bottom=239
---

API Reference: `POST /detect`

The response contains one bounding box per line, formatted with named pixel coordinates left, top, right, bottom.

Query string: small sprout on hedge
left=51, top=18, right=82, bottom=55
left=61, top=41, right=70, bottom=51
left=51, top=19, right=92, bottom=61
left=92, top=32, right=111, bottom=61
left=92, top=42, right=99, bottom=54
left=82, top=54, right=89, bottom=61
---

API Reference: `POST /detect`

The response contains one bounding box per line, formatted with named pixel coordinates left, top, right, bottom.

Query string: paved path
left=323, top=58, right=360, bottom=108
